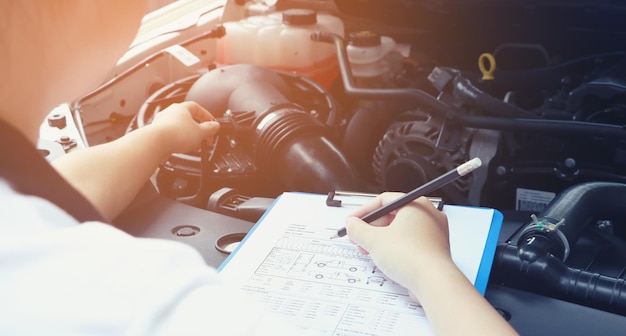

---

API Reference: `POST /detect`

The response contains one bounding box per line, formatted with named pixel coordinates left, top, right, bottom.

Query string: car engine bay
left=38, top=0, right=626, bottom=334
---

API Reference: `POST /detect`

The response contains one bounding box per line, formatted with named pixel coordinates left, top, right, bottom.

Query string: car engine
left=39, top=0, right=626, bottom=334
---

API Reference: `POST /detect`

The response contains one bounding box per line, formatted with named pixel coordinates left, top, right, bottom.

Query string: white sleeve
left=0, top=187, right=307, bottom=335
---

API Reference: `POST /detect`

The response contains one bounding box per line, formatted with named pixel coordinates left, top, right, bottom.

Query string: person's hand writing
left=345, top=193, right=452, bottom=303
left=150, top=101, right=220, bottom=155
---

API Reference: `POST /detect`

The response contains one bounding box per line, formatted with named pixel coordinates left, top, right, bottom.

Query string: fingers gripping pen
left=331, top=158, right=482, bottom=239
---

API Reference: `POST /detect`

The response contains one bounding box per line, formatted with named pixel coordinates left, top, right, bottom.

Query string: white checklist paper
left=218, top=192, right=501, bottom=335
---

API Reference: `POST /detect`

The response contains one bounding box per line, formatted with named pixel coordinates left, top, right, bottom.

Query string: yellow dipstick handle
left=479, top=53, right=496, bottom=80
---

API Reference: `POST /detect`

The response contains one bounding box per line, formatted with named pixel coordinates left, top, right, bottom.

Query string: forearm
left=52, top=125, right=174, bottom=221
left=345, top=195, right=515, bottom=335
left=409, top=258, right=518, bottom=336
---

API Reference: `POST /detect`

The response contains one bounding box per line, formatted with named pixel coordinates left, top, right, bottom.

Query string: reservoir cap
left=349, top=31, right=382, bottom=47
left=283, top=8, right=317, bottom=25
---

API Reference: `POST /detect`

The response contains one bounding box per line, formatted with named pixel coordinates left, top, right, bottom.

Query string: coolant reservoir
left=216, top=9, right=344, bottom=88
left=346, top=31, right=397, bottom=78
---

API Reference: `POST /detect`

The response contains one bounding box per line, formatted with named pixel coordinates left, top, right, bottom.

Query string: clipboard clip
left=326, top=190, right=444, bottom=210
left=326, top=191, right=378, bottom=207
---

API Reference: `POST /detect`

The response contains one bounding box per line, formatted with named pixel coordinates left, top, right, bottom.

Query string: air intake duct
left=185, top=64, right=361, bottom=193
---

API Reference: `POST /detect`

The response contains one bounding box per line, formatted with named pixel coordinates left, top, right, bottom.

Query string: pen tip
left=329, top=233, right=339, bottom=239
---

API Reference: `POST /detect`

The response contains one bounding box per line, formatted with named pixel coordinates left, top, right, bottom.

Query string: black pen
left=330, top=157, right=482, bottom=239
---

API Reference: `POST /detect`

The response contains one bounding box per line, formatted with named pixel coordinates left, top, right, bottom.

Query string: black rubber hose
left=311, top=32, right=453, bottom=117
left=515, top=182, right=626, bottom=261
left=452, top=76, right=536, bottom=119
left=341, top=105, right=396, bottom=184
left=491, top=182, right=626, bottom=315
left=492, top=243, right=626, bottom=316
left=252, top=103, right=362, bottom=193
left=312, top=32, right=626, bottom=139
left=452, top=117, right=626, bottom=138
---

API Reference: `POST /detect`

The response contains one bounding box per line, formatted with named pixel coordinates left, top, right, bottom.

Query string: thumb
left=345, top=216, right=378, bottom=253
left=199, top=120, right=220, bottom=137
